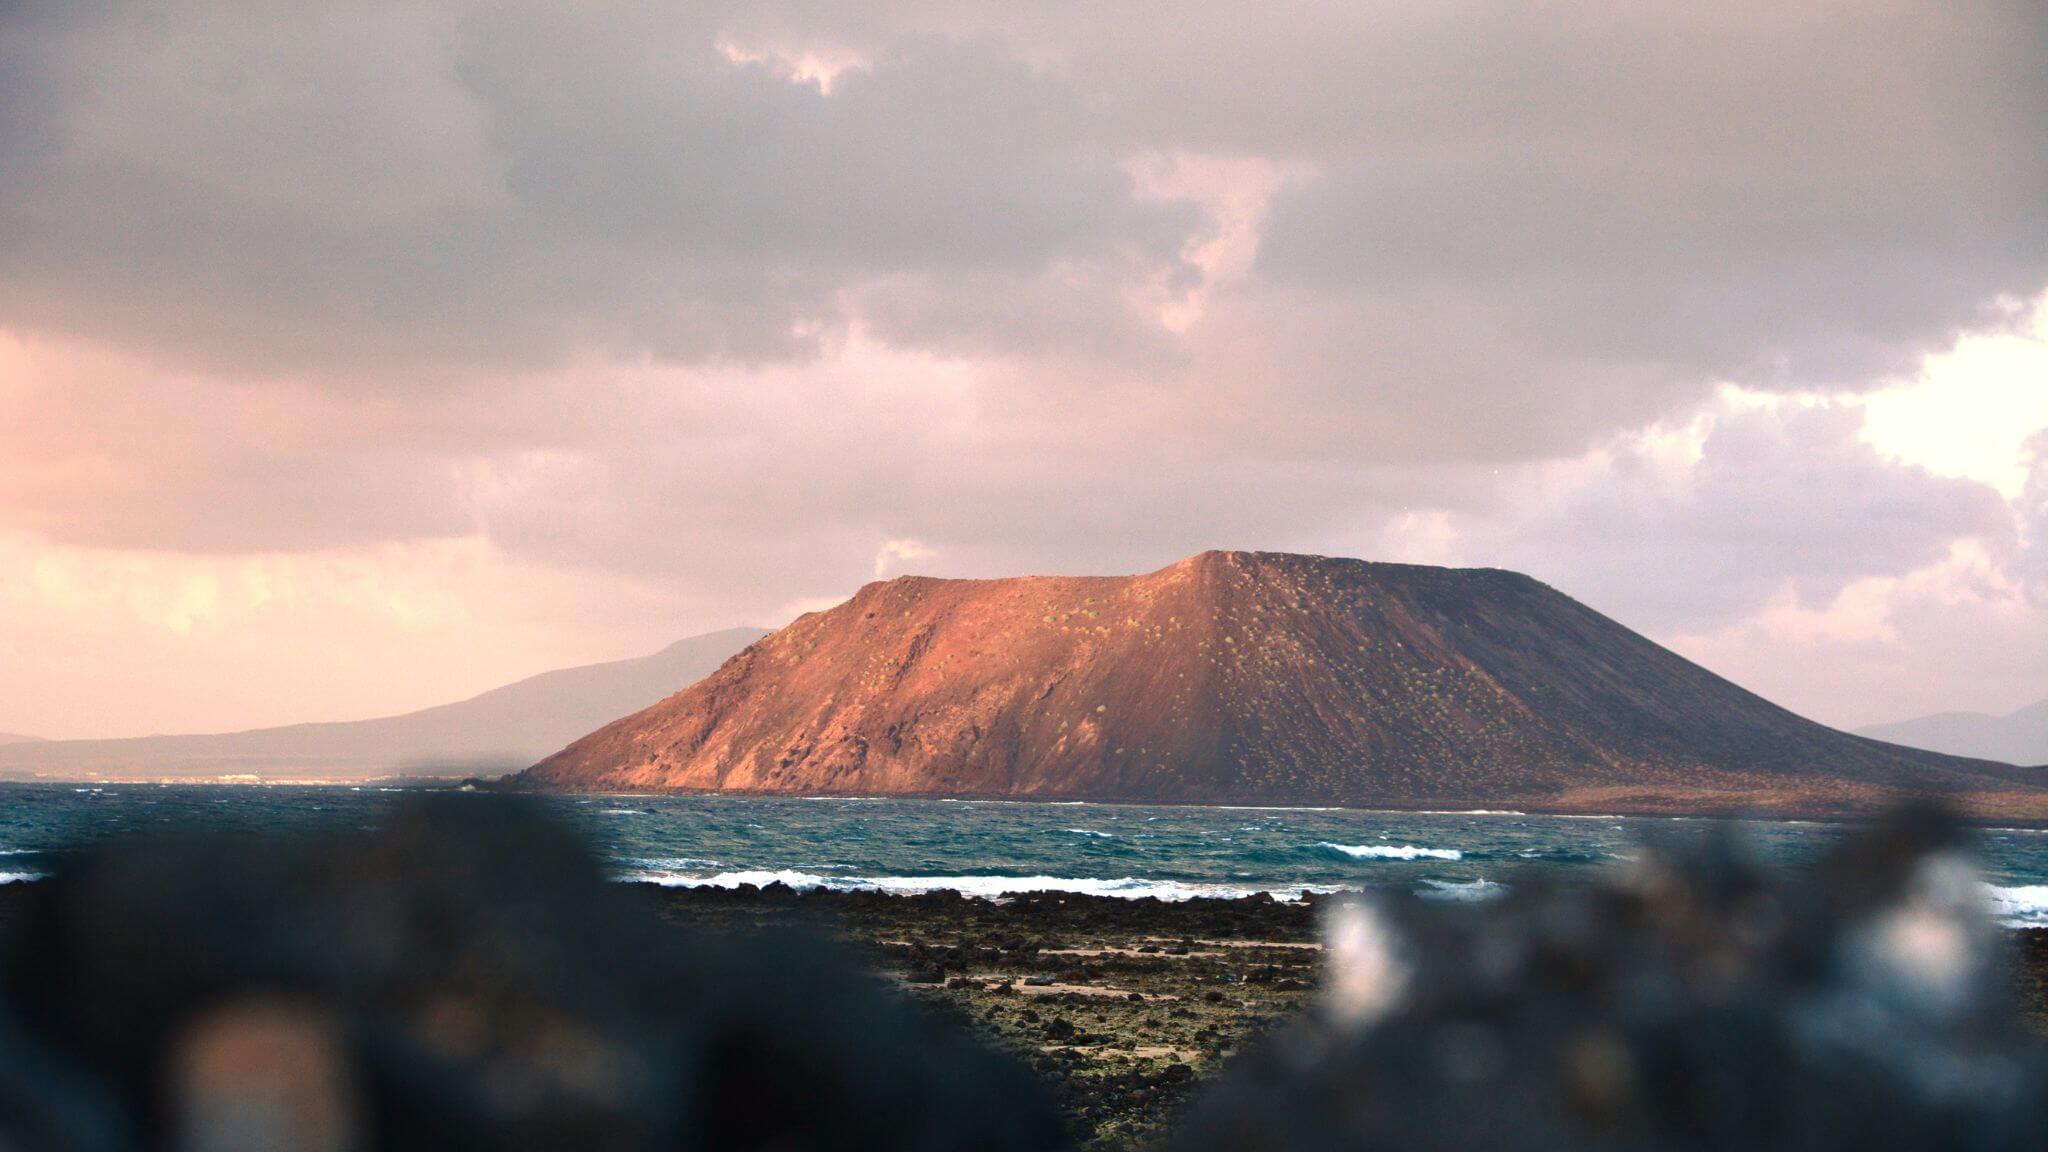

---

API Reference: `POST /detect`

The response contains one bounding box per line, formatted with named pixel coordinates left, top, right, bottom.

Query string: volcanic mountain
left=513, top=552, right=2048, bottom=820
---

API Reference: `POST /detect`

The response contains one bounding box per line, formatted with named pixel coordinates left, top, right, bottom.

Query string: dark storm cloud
left=1247, top=2, right=2048, bottom=384
left=2, top=1, right=2040, bottom=388
left=0, top=1, right=1194, bottom=373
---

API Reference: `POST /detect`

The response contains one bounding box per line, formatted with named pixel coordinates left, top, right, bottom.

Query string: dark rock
left=1175, top=806, right=2048, bottom=1152
left=0, top=795, right=1063, bottom=1152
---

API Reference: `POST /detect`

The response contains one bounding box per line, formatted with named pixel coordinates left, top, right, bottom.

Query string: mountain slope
left=1857, top=698, right=2048, bottom=766
left=0, top=734, right=42, bottom=746
left=0, top=628, right=767, bottom=781
left=513, top=552, right=2045, bottom=819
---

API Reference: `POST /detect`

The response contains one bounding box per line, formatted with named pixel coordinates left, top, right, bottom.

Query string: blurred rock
left=0, top=795, right=1064, bottom=1152
left=1176, top=805, right=2048, bottom=1152
left=169, top=999, right=359, bottom=1152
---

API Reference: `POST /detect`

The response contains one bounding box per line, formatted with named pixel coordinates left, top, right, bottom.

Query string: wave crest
left=1985, top=883, right=2048, bottom=927
left=613, top=868, right=1341, bottom=902
left=1417, top=878, right=1507, bottom=902
left=1316, top=842, right=1462, bottom=861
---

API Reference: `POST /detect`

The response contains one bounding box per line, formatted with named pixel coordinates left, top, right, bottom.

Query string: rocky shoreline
left=620, top=882, right=2048, bottom=1150
left=8, top=876, right=2048, bottom=1150
left=624, top=883, right=1321, bottom=1149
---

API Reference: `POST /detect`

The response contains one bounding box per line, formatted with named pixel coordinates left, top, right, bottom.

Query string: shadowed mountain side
left=1857, top=698, right=2048, bottom=768
left=0, top=628, right=767, bottom=781
left=515, top=552, right=2046, bottom=821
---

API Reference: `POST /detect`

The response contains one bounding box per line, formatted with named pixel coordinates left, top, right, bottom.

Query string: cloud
left=0, top=1, right=1195, bottom=375
left=1, top=1, right=2044, bottom=734
left=0, top=532, right=716, bottom=739
left=1240, top=2, right=2048, bottom=385
left=1860, top=293, right=2048, bottom=499
left=1492, top=395, right=2015, bottom=631
left=1665, top=540, right=2048, bottom=730
left=2020, top=430, right=2048, bottom=591
left=3, top=1, right=2040, bottom=394
left=1335, top=382, right=2045, bottom=726
left=873, top=538, right=939, bottom=578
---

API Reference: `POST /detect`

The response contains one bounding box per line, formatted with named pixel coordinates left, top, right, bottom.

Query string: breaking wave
left=1417, top=878, right=1508, bottom=902
left=613, top=868, right=1341, bottom=902
left=1985, top=884, right=2048, bottom=927
left=1315, top=842, right=1463, bottom=861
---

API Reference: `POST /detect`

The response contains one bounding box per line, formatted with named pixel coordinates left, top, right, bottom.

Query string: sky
left=1, top=0, right=2044, bottom=739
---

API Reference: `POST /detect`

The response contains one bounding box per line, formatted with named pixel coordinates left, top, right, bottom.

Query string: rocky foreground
left=8, top=799, right=2048, bottom=1151
left=644, top=883, right=2048, bottom=1151
left=633, top=884, right=1320, bottom=1149
left=13, top=879, right=2048, bottom=1151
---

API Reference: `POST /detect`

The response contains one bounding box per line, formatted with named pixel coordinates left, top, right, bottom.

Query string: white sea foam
left=1064, top=829, right=1117, bottom=838
left=1985, top=883, right=2048, bottom=927
left=1212, top=805, right=1347, bottom=812
left=614, top=869, right=1343, bottom=902
left=0, top=871, right=43, bottom=885
left=1417, top=878, right=1507, bottom=902
left=1317, top=842, right=1463, bottom=861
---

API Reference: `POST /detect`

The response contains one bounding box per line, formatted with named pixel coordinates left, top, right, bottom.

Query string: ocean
left=6, top=782, right=2048, bottom=925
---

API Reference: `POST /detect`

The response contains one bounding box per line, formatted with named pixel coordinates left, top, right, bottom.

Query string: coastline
left=6, top=879, right=2046, bottom=1149
left=11, top=773, right=2048, bottom=829
left=498, top=780, right=2048, bottom=830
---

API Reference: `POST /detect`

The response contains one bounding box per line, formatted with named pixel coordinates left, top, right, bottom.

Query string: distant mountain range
left=0, top=628, right=767, bottom=782
left=512, top=551, right=2047, bottom=821
left=0, top=734, right=43, bottom=746
left=1856, top=699, right=2048, bottom=767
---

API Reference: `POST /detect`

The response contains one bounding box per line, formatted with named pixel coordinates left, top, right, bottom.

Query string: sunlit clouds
left=0, top=1, right=2042, bottom=737
left=1861, top=294, right=2048, bottom=501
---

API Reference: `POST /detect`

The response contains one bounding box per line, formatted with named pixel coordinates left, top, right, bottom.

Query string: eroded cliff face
left=513, top=551, right=2046, bottom=818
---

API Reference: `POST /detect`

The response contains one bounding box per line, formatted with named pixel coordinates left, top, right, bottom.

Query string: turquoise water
left=6, top=783, right=2048, bottom=924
